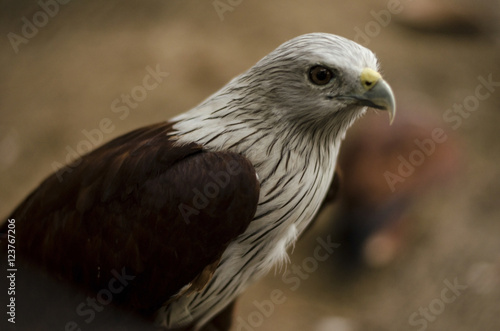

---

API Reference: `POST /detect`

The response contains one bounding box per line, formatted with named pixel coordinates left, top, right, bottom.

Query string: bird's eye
left=309, top=66, right=333, bottom=85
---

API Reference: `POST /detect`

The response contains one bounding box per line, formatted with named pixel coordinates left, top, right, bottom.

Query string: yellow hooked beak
left=358, top=68, right=396, bottom=124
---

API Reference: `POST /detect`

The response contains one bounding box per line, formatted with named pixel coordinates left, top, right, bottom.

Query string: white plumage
left=160, top=33, right=394, bottom=329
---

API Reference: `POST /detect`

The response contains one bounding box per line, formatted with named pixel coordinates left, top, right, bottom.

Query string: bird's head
left=236, top=33, right=395, bottom=138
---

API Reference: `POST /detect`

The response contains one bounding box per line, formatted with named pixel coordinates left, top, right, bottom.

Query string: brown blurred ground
left=1, top=1, right=499, bottom=330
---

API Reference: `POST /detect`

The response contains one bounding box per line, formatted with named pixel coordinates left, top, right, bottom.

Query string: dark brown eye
left=309, top=66, right=333, bottom=85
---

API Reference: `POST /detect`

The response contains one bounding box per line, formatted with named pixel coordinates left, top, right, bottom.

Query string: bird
left=0, top=33, right=395, bottom=330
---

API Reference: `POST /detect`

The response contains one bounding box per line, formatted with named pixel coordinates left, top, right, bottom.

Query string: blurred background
left=1, top=0, right=499, bottom=330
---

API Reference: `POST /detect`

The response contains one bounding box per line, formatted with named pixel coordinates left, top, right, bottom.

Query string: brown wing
left=1, top=122, right=260, bottom=317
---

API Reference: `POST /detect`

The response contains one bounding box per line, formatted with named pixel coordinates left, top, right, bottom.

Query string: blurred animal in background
left=328, top=106, right=460, bottom=269
left=395, top=0, right=500, bottom=41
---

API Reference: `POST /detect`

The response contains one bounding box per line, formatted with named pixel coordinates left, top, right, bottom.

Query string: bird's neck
left=171, top=91, right=345, bottom=163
